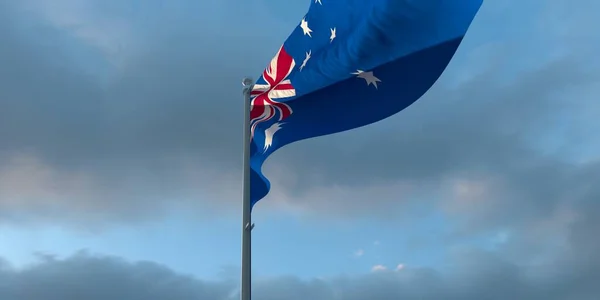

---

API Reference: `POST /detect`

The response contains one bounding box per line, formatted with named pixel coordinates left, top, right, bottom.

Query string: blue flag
left=249, top=0, right=482, bottom=207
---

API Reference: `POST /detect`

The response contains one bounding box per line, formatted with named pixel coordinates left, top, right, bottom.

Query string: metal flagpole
left=241, top=77, right=254, bottom=300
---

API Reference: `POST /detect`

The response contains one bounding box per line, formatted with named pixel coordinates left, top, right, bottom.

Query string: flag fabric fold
left=249, top=0, right=483, bottom=207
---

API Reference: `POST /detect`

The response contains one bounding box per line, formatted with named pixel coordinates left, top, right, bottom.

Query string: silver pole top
left=242, top=77, right=254, bottom=88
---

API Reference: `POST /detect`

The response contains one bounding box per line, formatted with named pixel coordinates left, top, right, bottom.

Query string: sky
left=0, top=0, right=599, bottom=299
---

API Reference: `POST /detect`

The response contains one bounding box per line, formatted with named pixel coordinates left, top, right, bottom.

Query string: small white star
left=330, top=27, right=336, bottom=42
left=352, top=70, right=381, bottom=89
left=300, top=18, right=312, bottom=37
left=300, top=50, right=311, bottom=71
left=315, top=0, right=322, bottom=4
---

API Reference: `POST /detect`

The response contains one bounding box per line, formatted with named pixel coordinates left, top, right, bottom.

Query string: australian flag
left=249, top=0, right=483, bottom=207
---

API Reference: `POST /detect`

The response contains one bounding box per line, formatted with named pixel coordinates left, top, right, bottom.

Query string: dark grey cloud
left=0, top=0, right=293, bottom=225
left=0, top=252, right=234, bottom=300
left=1, top=246, right=599, bottom=300
left=0, top=0, right=598, bottom=230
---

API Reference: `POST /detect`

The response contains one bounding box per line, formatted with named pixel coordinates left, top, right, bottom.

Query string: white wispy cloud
left=371, top=264, right=387, bottom=272
left=17, top=0, right=134, bottom=60
left=354, top=249, right=365, bottom=257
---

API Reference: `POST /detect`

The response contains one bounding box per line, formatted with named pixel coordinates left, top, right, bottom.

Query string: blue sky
left=0, top=0, right=599, bottom=299
left=1, top=203, right=456, bottom=279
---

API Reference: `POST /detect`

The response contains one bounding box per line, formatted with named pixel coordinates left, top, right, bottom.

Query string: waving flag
left=249, top=0, right=483, bottom=207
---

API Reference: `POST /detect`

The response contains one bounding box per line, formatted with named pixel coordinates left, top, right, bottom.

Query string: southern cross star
left=352, top=70, right=381, bottom=89
left=300, top=18, right=312, bottom=37
left=300, top=50, right=311, bottom=71
left=330, top=27, right=336, bottom=42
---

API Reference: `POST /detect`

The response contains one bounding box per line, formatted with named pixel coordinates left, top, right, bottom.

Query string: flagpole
left=241, top=77, right=254, bottom=300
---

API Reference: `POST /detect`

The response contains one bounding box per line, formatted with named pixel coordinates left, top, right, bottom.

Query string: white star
left=315, top=0, right=322, bottom=4
left=300, top=50, right=311, bottom=71
left=330, top=27, right=336, bottom=42
left=263, top=123, right=284, bottom=151
left=352, top=70, right=381, bottom=89
left=300, top=18, right=312, bottom=37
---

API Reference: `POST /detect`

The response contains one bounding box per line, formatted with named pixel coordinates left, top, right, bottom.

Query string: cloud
left=0, top=0, right=598, bottom=234
left=0, top=0, right=292, bottom=226
left=1, top=248, right=599, bottom=300
left=0, top=252, right=234, bottom=300
left=371, top=264, right=387, bottom=272
left=353, top=249, right=364, bottom=258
